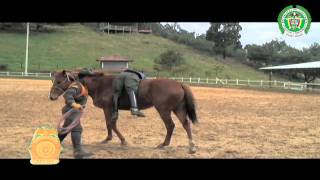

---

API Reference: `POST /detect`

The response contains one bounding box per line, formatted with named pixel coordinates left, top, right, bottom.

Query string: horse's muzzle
left=49, top=93, right=59, bottom=101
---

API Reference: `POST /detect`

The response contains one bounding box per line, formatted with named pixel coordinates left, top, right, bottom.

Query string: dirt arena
left=0, top=78, right=320, bottom=159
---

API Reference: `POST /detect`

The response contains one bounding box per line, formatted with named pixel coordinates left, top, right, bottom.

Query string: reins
left=57, top=108, right=85, bottom=135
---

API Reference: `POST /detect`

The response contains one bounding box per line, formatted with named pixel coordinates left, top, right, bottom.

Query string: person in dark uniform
left=111, top=69, right=146, bottom=121
left=58, top=68, right=94, bottom=159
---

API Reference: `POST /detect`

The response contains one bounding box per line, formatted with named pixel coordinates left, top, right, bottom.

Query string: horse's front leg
left=101, top=108, right=113, bottom=144
left=111, top=119, right=127, bottom=146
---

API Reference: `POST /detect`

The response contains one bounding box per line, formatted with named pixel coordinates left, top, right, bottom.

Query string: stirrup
left=131, top=108, right=146, bottom=117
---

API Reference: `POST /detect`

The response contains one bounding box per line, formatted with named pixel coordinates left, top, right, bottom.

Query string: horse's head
left=49, top=70, right=77, bottom=101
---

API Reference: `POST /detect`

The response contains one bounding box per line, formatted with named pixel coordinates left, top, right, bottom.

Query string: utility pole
left=25, top=22, right=29, bottom=75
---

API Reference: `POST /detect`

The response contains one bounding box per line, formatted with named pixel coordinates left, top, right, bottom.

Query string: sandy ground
left=0, top=78, right=320, bottom=159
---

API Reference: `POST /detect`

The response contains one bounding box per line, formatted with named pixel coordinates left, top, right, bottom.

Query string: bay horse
left=49, top=70, right=198, bottom=153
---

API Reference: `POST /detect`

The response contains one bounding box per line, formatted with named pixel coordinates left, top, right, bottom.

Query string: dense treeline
left=0, top=23, right=69, bottom=32
left=149, top=23, right=320, bottom=82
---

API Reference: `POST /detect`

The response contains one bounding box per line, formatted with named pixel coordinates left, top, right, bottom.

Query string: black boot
left=128, top=90, right=145, bottom=117
left=58, top=133, right=67, bottom=143
left=111, top=94, right=119, bottom=121
left=71, top=131, right=93, bottom=159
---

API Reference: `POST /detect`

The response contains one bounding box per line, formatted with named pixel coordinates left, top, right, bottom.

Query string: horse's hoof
left=121, top=141, right=128, bottom=146
left=156, top=143, right=168, bottom=149
left=189, top=146, right=197, bottom=154
left=156, top=144, right=163, bottom=149
left=101, top=138, right=112, bottom=144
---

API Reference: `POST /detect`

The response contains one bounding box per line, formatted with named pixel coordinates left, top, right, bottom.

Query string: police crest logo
left=28, top=126, right=62, bottom=165
left=277, top=5, right=312, bottom=37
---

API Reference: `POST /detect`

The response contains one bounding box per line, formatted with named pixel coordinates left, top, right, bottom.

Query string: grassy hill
left=0, top=24, right=274, bottom=80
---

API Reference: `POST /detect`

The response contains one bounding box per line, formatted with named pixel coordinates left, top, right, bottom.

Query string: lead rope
left=57, top=107, right=85, bottom=135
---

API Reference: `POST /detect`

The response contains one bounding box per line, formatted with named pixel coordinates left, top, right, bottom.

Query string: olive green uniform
left=61, top=82, right=87, bottom=132
left=113, top=71, right=140, bottom=96
left=111, top=69, right=146, bottom=120
left=58, top=82, right=92, bottom=159
left=56, top=68, right=93, bottom=159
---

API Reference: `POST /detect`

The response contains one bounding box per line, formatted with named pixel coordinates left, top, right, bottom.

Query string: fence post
left=21, top=72, right=23, bottom=76
left=206, top=77, right=209, bottom=84
left=274, top=80, right=277, bottom=87
left=198, top=77, right=200, bottom=84
left=304, top=82, right=307, bottom=90
left=288, top=81, right=291, bottom=89
left=182, top=77, right=184, bottom=82
left=260, top=80, right=263, bottom=87
left=36, top=73, right=38, bottom=77
left=190, top=77, right=192, bottom=83
left=216, top=77, right=218, bottom=84
left=236, top=79, right=238, bottom=86
left=7, top=72, right=9, bottom=76
left=283, top=82, right=286, bottom=89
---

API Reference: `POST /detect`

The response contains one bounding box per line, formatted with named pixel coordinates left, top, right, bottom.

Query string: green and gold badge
left=278, top=5, right=311, bottom=37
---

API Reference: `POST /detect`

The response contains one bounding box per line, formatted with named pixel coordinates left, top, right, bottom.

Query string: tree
left=245, top=40, right=298, bottom=66
left=206, top=23, right=242, bottom=59
left=245, top=44, right=269, bottom=65
left=154, top=50, right=186, bottom=72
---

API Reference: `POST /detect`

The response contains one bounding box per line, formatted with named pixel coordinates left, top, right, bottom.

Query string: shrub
left=154, top=50, right=186, bottom=72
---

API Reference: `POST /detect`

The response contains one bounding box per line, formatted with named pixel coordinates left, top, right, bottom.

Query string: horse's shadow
left=83, top=142, right=153, bottom=153
left=82, top=141, right=190, bottom=156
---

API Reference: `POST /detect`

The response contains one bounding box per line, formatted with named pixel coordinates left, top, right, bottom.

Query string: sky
left=162, top=22, right=320, bottom=50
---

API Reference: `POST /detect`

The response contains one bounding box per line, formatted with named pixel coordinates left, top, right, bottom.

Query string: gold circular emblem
left=28, top=127, right=62, bottom=165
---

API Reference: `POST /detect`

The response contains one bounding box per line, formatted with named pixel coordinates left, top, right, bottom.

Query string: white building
left=96, top=55, right=132, bottom=72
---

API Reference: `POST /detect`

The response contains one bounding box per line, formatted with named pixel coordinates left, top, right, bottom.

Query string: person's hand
left=71, top=103, right=83, bottom=110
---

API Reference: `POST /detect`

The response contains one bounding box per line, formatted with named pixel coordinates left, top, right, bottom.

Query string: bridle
left=51, top=73, right=73, bottom=95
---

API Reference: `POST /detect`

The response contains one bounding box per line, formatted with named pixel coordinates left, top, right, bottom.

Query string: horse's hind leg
left=101, top=109, right=113, bottom=144
left=156, top=108, right=175, bottom=148
left=111, top=120, right=127, bottom=146
left=174, top=103, right=197, bottom=154
left=101, top=108, right=127, bottom=145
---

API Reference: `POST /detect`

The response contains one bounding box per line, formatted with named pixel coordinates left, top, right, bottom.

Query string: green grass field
left=0, top=24, right=275, bottom=80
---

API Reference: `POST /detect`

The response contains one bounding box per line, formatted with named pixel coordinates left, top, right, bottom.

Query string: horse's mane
left=90, top=72, right=105, bottom=77
left=72, top=69, right=105, bottom=77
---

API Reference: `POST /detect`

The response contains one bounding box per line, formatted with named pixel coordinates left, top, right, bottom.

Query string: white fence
left=0, top=71, right=51, bottom=78
left=1, top=71, right=320, bottom=91
left=166, top=77, right=320, bottom=91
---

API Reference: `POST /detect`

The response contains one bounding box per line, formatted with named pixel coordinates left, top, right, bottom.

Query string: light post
left=25, top=22, right=29, bottom=76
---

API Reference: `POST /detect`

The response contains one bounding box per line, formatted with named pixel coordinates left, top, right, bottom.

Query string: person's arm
left=63, top=88, right=83, bottom=110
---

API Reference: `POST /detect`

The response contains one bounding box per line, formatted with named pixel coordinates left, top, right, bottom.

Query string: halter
left=52, top=73, right=72, bottom=94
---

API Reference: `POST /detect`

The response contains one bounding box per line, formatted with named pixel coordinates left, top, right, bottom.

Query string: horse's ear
left=66, top=71, right=76, bottom=81
left=51, top=71, right=56, bottom=76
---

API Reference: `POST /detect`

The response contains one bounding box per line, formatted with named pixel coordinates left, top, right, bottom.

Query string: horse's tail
left=181, top=84, right=198, bottom=124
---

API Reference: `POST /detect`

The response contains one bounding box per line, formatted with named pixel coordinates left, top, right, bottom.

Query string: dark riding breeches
left=112, top=72, right=140, bottom=97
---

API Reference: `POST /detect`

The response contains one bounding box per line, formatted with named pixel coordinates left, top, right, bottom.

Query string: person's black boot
left=71, top=131, right=93, bottom=159
left=128, top=90, right=146, bottom=117
left=58, top=133, right=67, bottom=142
